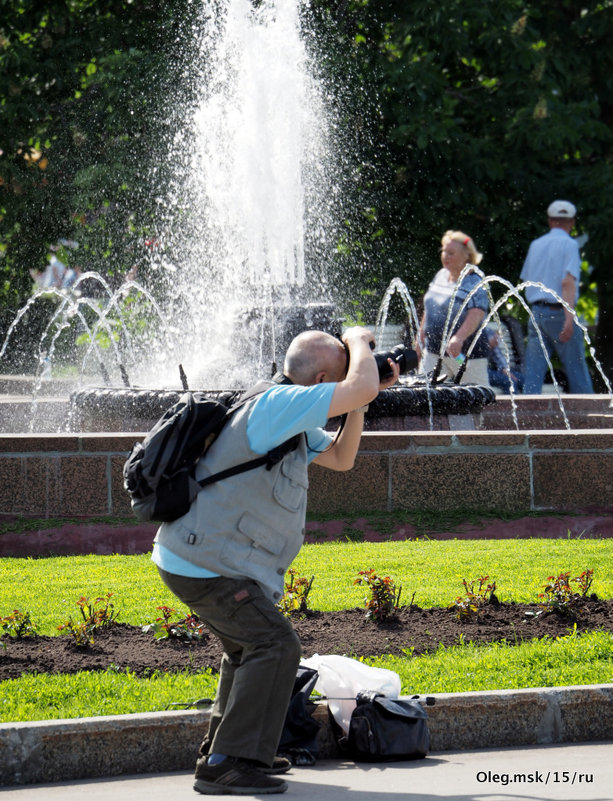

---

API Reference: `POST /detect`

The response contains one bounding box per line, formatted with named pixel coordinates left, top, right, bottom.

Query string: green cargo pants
left=157, top=569, right=302, bottom=766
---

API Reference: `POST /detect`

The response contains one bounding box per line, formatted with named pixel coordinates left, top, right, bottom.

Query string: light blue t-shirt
left=151, top=382, right=336, bottom=578
left=520, top=228, right=581, bottom=305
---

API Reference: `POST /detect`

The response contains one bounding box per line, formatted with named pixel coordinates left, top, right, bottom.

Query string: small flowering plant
left=278, top=569, right=314, bottom=617
left=142, top=605, right=208, bottom=641
left=450, top=576, right=497, bottom=620
left=538, top=569, right=594, bottom=616
left=0, top=609, right=39, bottom=639
left=354, top=568, right=402, bottom=622
left=57, top=593, right=119, bottom=647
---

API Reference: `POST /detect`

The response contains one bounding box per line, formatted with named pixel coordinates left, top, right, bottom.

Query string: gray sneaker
left=194, top=756, right=288, bottom=795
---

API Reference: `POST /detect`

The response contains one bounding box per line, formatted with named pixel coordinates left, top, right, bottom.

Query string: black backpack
left=278, top=666, right=321, bottom=765
left=123, top=384, right=298, bottom=523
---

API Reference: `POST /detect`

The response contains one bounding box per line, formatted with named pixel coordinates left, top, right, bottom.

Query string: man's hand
left=559, top=314, right=574, bottom=343
left=327, top=327, right=379, bottom=419
left=378, top=359, right=400, bottom=389
left=342, top=326, right=375, bottom=350
left=446, top=333, right=464, bottom=359
left=316, top=333, right=399, bottom=472
left=560, top=274, right=576, bottom=343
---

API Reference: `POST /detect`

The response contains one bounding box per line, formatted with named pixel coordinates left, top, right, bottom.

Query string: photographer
left=152, top=326, right=399, bottom=796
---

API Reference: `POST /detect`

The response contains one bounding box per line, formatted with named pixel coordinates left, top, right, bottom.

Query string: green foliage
left=142, top=605, right=208, bottom=642
left=0, top=543, right=611, bottom=721
left=1, top=541, right=612, bottom=635
left=0, top=609, right=38, bottom=639
left=0, top=514, right=136, bottom=535
left=0, top=0, right=200, bottom=355
left=354, top=567, right=402, bottom=621
left=449, top=575, right=497, bottom=620
left=317, top=0, right=613, bottom=378
left=291, top=538, right=613, bottom=613
left=2, top=0, right=613, bottom=375
left=57, top=592, right=119, bottom=647
left=372, top=629, right=613, bottom=694
left=1, top=629, right=611, bottom=722
left=0, top=666, right=218, bottom=722
left=538, top=569, right=595, bottom=616
left=277, top=569, right=315, bottom=617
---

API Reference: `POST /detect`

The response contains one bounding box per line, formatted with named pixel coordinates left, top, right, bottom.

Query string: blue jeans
left=488, top=368, right=523, bottom=394
left=523, top=306, right=593, bottom=394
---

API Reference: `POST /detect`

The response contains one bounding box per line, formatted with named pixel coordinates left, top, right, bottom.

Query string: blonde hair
left=441, top=230, right=483, bottom=265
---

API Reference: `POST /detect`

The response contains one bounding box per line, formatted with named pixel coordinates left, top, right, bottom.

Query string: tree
left=321, top=0, right=613, bottom=383
left=0, top=0, right=200, bottom=362
left=2, top=0, right=613, bottom=384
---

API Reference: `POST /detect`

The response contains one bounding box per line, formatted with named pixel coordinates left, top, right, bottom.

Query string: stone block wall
left=1, top=429, right=612, bottom=518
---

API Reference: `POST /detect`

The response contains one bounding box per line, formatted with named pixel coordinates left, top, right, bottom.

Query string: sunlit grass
left=372, top=629, right=613, bottom=694
left=291, top=538, right=613, bottom=610
left=1, top=539, right=612, bottom=723
left=2, top=630, right=610, bottom=723
left=0, top=667, right=218, bottom=722
left=1, top=539, right=611, bottom=635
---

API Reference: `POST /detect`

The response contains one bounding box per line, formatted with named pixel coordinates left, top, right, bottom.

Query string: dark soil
left=2, top=598, right=612, bottom=682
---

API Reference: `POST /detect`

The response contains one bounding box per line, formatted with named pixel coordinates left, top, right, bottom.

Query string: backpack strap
left=195, top=381, right=300, bottom=490
left=196, top=434, right=300, bottom=489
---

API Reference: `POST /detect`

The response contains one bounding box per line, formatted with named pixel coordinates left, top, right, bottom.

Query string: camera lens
left=374, top=344, right=418, bottom=380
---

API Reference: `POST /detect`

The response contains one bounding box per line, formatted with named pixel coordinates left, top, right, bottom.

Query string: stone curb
left=1, top=684, right=612, bottom=786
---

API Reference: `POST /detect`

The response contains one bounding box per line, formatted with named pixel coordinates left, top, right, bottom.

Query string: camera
left=373, top=344, right=418, bottom=380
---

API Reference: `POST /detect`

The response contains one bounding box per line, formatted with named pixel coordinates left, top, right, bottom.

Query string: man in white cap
left=520, top=200, right=593, bottom=394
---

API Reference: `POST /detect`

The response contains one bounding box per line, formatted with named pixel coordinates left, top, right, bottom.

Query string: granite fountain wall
left=1, top=395, right=613, bottom=521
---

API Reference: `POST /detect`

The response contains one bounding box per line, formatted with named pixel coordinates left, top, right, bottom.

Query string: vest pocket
left=273, top=459, right=308, bottom=512
left=236, top=513, right=285, bottom=555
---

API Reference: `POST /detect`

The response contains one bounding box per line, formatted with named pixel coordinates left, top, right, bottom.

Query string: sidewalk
left=1, top=742, right=611, bottom=801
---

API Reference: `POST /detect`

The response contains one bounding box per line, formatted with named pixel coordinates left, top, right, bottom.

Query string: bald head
left=284, top=330, right=347, bottom=386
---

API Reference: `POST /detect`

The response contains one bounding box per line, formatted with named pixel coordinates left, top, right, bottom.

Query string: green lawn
left=1, top=539, right=611, bottom=633
left=1, top=538, right=612, bottom=722
left=1, top=630, right=611, bottom=722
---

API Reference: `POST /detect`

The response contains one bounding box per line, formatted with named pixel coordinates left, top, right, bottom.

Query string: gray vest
left=154, top=395, right=309, bottom=601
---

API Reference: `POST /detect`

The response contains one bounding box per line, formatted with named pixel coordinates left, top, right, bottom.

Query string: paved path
left=1, top=742, right=611, bottom=801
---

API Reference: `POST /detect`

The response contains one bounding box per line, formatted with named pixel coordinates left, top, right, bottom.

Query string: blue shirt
left=151, top=382, right=335, bottom=578
left=423, top=268, right=489, bottom=358
left=520, top=228, right=581, bottom=305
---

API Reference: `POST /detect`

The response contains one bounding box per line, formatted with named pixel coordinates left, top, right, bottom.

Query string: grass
left=0, top=668, right=218, bottom=723
left=0, top=507, right=582, bottom=538
left=0, top=515, right=138, bottom=536
left=2, top=539, right=612, bottom=634
left=1, top=631, right=611, bottom=722
left=291, top=539, right=613, bottom=610
left=305, top=508, right=559, bottom=539
left=374, top=628, right=613, bottom=693
left=1, top=538, right=612, bottom=722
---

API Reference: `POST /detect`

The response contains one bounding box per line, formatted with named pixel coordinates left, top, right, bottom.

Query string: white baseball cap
left=547, top=200, right=577, bottom=218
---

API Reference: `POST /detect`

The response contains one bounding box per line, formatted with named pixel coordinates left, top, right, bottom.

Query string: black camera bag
left=345, top=691, right=430, bottom=762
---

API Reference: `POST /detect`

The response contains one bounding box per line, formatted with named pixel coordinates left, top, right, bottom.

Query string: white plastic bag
left=301, top=654, right=401, bottom=734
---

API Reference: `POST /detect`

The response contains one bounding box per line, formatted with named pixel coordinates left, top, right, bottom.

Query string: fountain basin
left=66, top=383, right=497, bottom=433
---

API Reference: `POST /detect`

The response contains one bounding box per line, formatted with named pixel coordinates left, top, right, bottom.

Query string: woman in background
left=416, top=230, right=491, bottom=386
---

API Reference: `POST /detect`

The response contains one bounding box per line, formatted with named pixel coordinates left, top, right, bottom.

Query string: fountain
left=0, top=0, right=495, bottom=435
left=1, top=0, right=613, bottom=525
